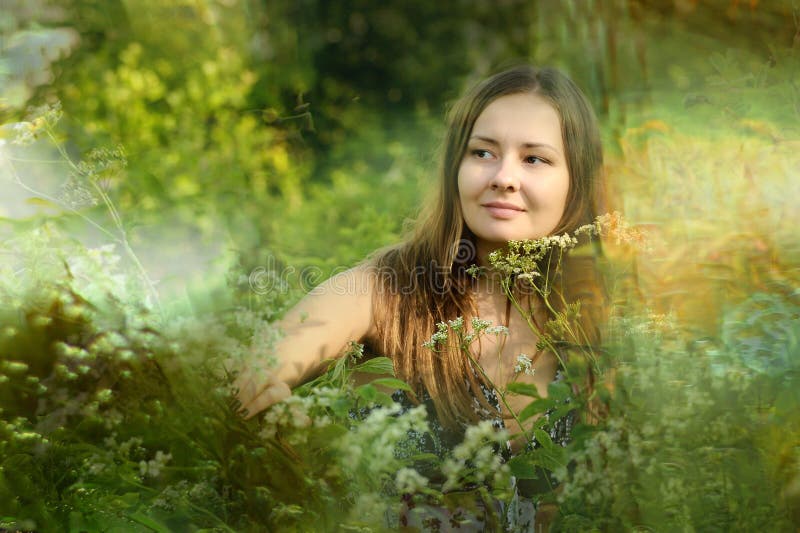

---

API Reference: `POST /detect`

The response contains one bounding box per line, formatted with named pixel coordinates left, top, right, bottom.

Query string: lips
left=483, top=201, right=524, bottom=211
left=481, top=201, right=525, bottom=219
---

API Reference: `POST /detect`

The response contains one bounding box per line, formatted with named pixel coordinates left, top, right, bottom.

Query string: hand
left=233, top=362, right=292, bottom=419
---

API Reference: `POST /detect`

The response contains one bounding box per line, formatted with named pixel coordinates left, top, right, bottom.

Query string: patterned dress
left=386, top=370, right=574, bottom=532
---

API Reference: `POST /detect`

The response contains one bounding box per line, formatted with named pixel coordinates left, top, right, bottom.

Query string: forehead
left=471, top=93, right=563, bottom=148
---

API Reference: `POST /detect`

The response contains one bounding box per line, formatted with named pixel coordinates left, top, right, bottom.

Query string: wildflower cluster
left=337, top=403, right=429, bottom=480
left=256, top=385, right=353, bottom=444
left=553, top=298, right=800, bottom=530
left=441, top=420, right=511, bottom=493
left=335, top=403, right=431, bottom=524
left=71, top=144, right=128, bottom=190
left=576, top=211, right=649, bottom=249
left=488, top=243, right=544, bottom=279
left=4, top=105, right=162, bottom=310
left=422, top=316, right=509, bottom=351
left=0, top=231, right=306, bottom=530
left=57, top=176, right=99, bottom=209
left=395, top=467, right=430, bottom=494
left=487, top=214, right=650, bottom=287
left=513, top=354, right=535, bottom=376
left=6, top=102, right=63, bottom=146
left=139, top=450, right=173, bottom=478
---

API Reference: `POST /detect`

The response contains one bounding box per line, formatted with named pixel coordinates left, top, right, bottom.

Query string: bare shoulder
left=237, top=265, right=381, bottom=412
left=307, top=264, right=377, bottom=300
left=273, top=264, right=378, bottom=386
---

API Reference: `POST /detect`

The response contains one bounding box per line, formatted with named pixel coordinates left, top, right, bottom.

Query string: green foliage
left=1, top=232, right=540, bottom=530
left=552, top=300, right=799, bottom=531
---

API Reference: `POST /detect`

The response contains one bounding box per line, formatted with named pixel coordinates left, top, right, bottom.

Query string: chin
left=477, top=234, right=522, bottom=249
left=481, top=231, right=542, bottom=243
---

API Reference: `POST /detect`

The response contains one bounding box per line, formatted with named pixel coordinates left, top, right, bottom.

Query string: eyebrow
left=468, top=135, right=560, bottom=154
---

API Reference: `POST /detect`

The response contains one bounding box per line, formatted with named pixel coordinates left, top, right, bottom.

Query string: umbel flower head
left=422, top=316, right=509, bottom=351
left=486, top=213, right=645, bottom=280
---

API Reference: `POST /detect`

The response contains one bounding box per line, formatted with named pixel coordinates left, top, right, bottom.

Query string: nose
left=490, top=156, right=520, bottom=191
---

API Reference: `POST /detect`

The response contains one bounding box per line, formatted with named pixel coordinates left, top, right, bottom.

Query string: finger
left=241, top=381, right=291, bottom=420
left=233, top=367, right=254, bottom=405
left=233, top=362, right=268, bottom=406
left=241, top=380, right=291, bottom=419
left=234, top=360, right=283, bottom=409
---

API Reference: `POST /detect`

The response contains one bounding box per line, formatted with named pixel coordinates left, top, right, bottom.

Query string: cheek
left=535, top=174, right=570, bottom=209
left=549, top=179, right=571, bottom=225
left=555, top=180, right=570, bottom=210
left=457, top=163, right=481, bottom=198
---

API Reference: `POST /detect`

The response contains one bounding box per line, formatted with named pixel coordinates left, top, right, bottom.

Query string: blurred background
left=1, top=0, right=798, bottom=325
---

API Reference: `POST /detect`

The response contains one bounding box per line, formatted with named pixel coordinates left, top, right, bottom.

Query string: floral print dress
left=386, top=370, right=574, bottom=532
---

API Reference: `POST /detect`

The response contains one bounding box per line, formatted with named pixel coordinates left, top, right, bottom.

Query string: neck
left=476, top=241, right=507, bottom=269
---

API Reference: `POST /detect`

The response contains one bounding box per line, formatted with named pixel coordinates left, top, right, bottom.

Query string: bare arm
left=235, top=265, right=376, bottom=418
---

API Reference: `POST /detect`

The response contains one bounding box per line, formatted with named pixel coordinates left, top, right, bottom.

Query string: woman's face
left=457, top=92, right=570, bottom=261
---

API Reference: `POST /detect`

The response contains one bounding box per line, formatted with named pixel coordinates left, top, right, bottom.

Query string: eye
left=471, top=149, right=493, bottom=159
left=524, top=155, right=549, bottom=165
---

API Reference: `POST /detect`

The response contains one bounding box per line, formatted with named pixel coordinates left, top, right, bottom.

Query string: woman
left=236, top=64, right=606, bottom=528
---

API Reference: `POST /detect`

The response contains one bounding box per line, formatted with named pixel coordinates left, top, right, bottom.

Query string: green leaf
left=518, top=400, right=551, bottom=422
left=128, top=512, right=172, bottom=533
left=330, top=354, right=352, bottom=382
left=508, top=456, right=539, bottom=479
left=114, top=492, right=140, bottom=507
left=373, top=391, right=395, bottom=406
left=547, top=381, right=571, bottom=401
left=330, top=396, right=353, bottom=418
left=356, top=384, right=377, bottom=402
left=548, top=404, right=575, bottom=423
left=506, top=382, right=541, bottom=397
left=533, top=429, right=555, bottom=451
left=354, top=357, right=394, bottom=375
left=370, top=377, right=412, bottom=391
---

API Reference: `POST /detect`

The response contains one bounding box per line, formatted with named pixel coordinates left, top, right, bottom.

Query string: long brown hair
left=368, top=65, right=605, bottom=426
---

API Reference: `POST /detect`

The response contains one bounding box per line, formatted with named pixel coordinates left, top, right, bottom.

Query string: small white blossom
left=448, top=316, right=464, bottom=332
left=442, top=420, right=509, bottom=492
left=395, top=467, right=429, bottom=493
left=514, top=354, right=535, bottom=376
left=470, top=317, right=492, bottom=332
left=485, top=325, right=509, bottom=336
left=139, top=450, right=172, bottom=478
left=335, top=404, right=428, bottom=484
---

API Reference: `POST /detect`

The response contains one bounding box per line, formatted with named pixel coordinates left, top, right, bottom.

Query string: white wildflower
left=118, top=437, right=143, bottom=457
left=258, top=395, right=313, bottom=441
left=11, top=121, right=39, bottom=146
left=442, top=420, right=509, bottom=492
left=470, top=317, right=492, bottom=332
left=395, top=467, right=429, bottom=493
left=485, top=325, right=509, bottom=336
left=448, top=316, right=464, bottom=332
left=335, top=404, right=428, bottom=484
left=88, top=460, right=106, bottom=475
left=514, top=354, right=535, bottom=376
left=139, top=450, right=172, bottom=478
left=423, top=322, right=451, bottom=349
